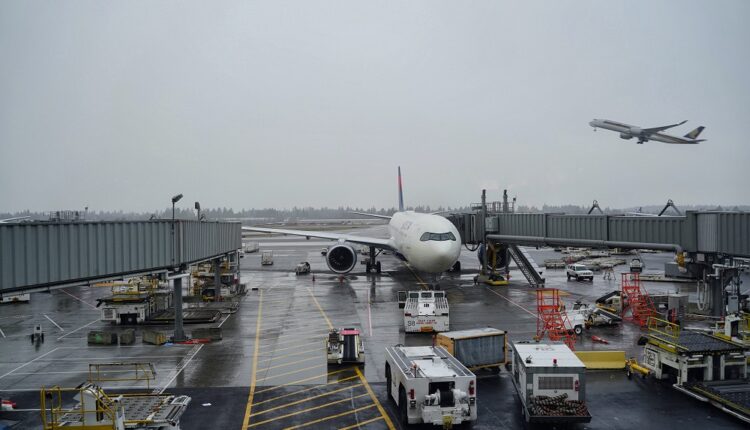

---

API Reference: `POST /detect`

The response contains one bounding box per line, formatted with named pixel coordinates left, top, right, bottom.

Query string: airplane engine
left=326, top=244, right=358, bottom=273
left=619, top=132, right=633, bottom=140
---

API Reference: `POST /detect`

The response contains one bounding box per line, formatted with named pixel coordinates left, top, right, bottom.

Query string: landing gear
left=451, top=261, right=461, bottom=272
left=365, top=247, right=382, bottom=274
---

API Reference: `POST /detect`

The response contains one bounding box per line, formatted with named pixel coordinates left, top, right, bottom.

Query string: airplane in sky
left=589, top=119, right=706, bottom=144
left=242, top=167, right=462, bottom=275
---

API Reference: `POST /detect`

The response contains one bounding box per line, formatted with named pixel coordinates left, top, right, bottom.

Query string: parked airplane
left=589, top=119, right=705, bottom=144
left=242, top=167, right=462, bottom=275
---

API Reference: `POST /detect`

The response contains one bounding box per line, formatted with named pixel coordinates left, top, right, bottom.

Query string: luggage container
left=87, top=330, right=118, bottom=345
left=142, top=330, right=167, bottom=345
left=119, top=328, right=135, bottom=345
left=436, top=328, right=507, bottom=372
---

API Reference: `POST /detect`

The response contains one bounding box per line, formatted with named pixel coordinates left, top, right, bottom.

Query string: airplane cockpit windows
left=419, top=232, right=457, bottom=242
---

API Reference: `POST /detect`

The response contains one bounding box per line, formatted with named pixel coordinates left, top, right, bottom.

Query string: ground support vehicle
left=295, top=261, right=311, bottom=275
left=1, top=397, right=16, bottom=411
left=384, top=346, right=477, bottom=427
left=399, top=290, right=449, bottom=333
left=436, top=327, right=507, bottom=372
left=510, top=342, right=591, bottom=424
left=325, top=328, right=365, bottom=365
left=566, top=264, right=594, bottom=281
left=243, top=242, right=259, bottom=253
left=31, top=323, right=44, bottom=344
left=641, top=318, right=749, bottom=423
left=569, top=301, right=621, bottom=327
left=261, top=250, right=273, bottom=265
left=1, top=292, right=30, bottom=303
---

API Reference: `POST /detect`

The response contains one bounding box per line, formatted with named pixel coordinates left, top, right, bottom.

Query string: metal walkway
left=450, top=211, right=750, bottom=258
left=0, top=220, right=241, bottom=294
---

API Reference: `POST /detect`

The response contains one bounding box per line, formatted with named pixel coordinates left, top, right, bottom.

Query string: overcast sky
left=1, top=1, right=748, bottom=213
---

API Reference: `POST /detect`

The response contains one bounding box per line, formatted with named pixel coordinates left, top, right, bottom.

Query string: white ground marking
left=57, top=318, right=99, bottom=340
left=43, top=314, right=64, bottom=331
left=0, top=347, right=60, bottom=380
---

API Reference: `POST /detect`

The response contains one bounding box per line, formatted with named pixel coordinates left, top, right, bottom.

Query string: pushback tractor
left=385, top=345, right=477, bottom=427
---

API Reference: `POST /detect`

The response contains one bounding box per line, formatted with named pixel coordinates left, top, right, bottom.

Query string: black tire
left=41, top=333, right=44, bottom=342
left=453, top=261, right=461, bottom=272
left=399, top=387, right=408, bottom=425
left=376, top=261, right=382, bottom=274
left=574, top=325, right=583, bottom=336
left=575, top=275, right=580, bottom=281
left=385, top=364, right=392, bottom=400
left=365, top=262, right=371, bottom=273
left=566, top=274, right=571, bottom=281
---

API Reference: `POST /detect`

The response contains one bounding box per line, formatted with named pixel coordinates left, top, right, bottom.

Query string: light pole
left=170, top=193, right=186, bottom=341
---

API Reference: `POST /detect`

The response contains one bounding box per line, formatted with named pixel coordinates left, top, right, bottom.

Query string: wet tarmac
left=0, top=224, right=746, bottom=429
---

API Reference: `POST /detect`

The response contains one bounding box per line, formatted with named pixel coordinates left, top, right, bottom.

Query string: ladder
left=536, top=288, right=576, bottom=350
left=508, top=244, right=545, bottom=288
left=621, top=273, right=657, bottom=327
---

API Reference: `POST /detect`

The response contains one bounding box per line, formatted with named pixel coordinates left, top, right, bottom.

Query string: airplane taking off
left=589, top=119, right=706, bottom=144
left=242, top=167, right=462, bottom=275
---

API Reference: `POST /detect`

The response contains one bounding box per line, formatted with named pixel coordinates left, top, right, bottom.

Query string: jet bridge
left=448, top=210, right=750, bottom=316
left=0, top=220, right=241, bottom=295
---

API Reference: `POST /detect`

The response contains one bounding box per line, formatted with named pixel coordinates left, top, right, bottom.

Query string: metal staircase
left=535, top=288, right=576, bottom=350
left=508, top=244, right=545, bottom=288
left=621, top=273, right=657, bottom=327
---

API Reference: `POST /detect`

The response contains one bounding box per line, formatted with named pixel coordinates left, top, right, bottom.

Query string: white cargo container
left=510, top=342, right=591, bottom=424
left=385, top=346, right=477, bottom=427
left=400, top=290, right=449, bottom=333
left=243, top=242, right=259, bottom=253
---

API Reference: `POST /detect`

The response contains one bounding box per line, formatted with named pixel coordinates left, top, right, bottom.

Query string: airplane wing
left=0, top=216, right=30, bottom=223
left=242, top=226, right=396, bottom=250
left=642, top=120, right=687, bottom=134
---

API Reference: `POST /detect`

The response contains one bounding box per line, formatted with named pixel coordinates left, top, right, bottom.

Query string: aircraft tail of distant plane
left=398, top=166, right=405, bottom=212
left=684, top=126, right=705, bottom=139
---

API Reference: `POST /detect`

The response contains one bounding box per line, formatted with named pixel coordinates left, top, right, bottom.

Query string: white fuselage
left=386, top=211, right=462, bottom=273
left=589, top=119, right=700, bottom=144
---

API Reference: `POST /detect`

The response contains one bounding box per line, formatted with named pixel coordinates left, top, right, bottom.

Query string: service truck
left=510, top=342, right=591, bottom=424
left=385, top=346, right=477, bottom=427
left=399, top=290, right=449, bottom=333
left=261, top=250, right=274, bottom=266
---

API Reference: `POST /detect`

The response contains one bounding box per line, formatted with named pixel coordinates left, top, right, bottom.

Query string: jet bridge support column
left=213, top=258, right=222, bottom=302
left=171, top=268, right=188, bottom=342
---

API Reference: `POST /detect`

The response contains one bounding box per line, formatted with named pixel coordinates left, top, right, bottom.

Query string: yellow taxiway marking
left=304, top=283, right=396, bottom=430
left=256, top=363, right=326, bottom=383
left=248, top=393, right=370, bottom=427
left=258, top=333, right=328, bottom=350
left=261, top=355, right=321, bottom=372
left=252, top=374, right=360, bottom=407
left=250, top=383, right=364, bottom=417
left=338, top=415, right=385, bottom=430
left=242, top=290, right=263, bottom=430
left=253, top=367, right=353, bottom=395
left=256, top=339, right=321, bottom=355
left=256, top=346, right=323, bottom=365
left=305, top=286, right=333, bottom=329
left=356, top=366, right=396, bottom=430
left=283, top=404, right=377, bottom=430
left=404, top=262, right=430, bottom=290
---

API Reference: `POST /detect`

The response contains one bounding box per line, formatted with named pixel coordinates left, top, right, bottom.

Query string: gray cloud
left=1, top=1, right=748, bottom=212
